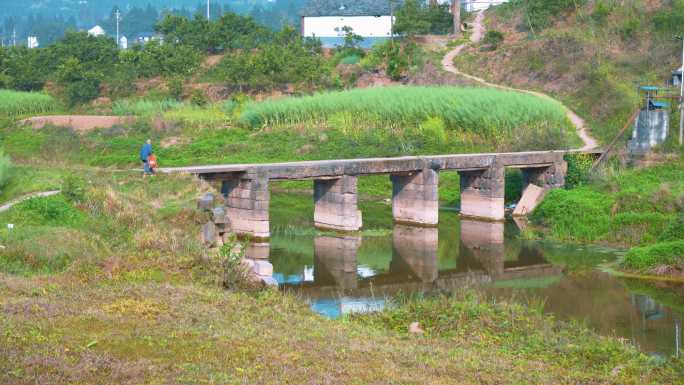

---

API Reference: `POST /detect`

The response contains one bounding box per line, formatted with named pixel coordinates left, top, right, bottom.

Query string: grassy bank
left=0, top=168, right=681, bottom=383
left=621, top=240, right=684, bottom=276
left=532, top=161, right=684, bottom=246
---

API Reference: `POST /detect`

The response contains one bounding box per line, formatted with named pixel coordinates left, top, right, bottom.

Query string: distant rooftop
left=301, top=0, right=397, bottom=17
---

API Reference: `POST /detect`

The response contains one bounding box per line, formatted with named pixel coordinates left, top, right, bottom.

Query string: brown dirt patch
left=20, top=116, right=135, bottom=133
left=204, top=54, right=224, bottom=68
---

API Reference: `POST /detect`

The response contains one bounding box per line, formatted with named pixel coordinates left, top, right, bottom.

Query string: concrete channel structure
left=166, top=150, right=585, bottom=240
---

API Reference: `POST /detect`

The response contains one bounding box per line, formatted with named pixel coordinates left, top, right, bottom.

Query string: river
left=254, top=191, right=684, bottom=358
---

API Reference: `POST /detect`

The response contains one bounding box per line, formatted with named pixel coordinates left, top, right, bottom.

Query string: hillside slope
left=452, top=0, right=682, bottom=145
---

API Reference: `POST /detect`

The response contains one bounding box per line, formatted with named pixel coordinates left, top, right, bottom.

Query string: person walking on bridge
left=140, top=139, right=155, bottom=177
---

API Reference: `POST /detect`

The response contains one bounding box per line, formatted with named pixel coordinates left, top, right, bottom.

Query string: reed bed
left=238, top=86, right=572, bottom=138
left=0, top=90, right=61, bottom=118
left=112, top=99, right=183, bottom=116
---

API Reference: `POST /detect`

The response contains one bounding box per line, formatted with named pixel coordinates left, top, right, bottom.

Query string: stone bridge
left=166, top=150, right=596, bottom=239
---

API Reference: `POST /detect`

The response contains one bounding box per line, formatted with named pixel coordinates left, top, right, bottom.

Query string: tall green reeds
left=112, top=99, right=183, bottom=116
left=0, top=90, right=61, bottom=118
left=238, top=86, right=573, bottom=140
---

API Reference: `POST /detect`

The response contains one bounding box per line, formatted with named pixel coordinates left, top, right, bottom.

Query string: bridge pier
left=515, top=159, right=567, bottom=216
left=458, top=164, right=505, bottom=221
left=391, top=168, right=439, bottom=226
left=314, top=175, right=362, bottom=232
left=221, top=173, right=270, bottom=240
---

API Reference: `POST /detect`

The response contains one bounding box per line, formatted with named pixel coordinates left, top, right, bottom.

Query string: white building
left=119, top=36, right=128, bottom=49
left=301, top=15, right=394, bottom=38
left=462, top=0, right=509, bottom=12
left=27, top=36, right=39, bottom=48
left=87, top=25, right=105, bottom=37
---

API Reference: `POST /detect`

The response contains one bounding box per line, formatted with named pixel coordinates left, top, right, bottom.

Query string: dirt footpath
left=20, top=115, right=135, bottom=132
left=442, top=10, right=598, bottom=151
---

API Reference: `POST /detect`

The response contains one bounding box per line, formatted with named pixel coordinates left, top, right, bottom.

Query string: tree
left=335, top=26, right=364, bottom=56
left=394, top=0, right=430, bottom=36
left=452, top=0, right=461, bottom=36
left=53, top=57, right=101, bottom=106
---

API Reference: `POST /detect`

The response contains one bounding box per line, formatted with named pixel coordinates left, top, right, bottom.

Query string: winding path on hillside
left=0, top=190, right=61, bottom=214
left=442, top=10, right=598, bottom=151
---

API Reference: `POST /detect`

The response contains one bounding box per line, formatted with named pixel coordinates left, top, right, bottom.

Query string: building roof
left=88, top=25, right=105, bottom=36
left=301, top=0, right=395, bottom=17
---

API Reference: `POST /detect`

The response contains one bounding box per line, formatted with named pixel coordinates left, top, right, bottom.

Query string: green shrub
left=482, top=31, right=505, bottom=50
left=62, top=174, right=87, bottom=204
left=659, top=214, right=684, bottom=242
left=190, top=89, right=209, bottom=107
left=0, top=150, right=10, bottom=189
left=168, top=77, right=184, bottom=101
left=565, top=153, right=594, bottom=189
left=591, top=0, right=614, bottom=23
left=621, top=240, right=684, bottom=272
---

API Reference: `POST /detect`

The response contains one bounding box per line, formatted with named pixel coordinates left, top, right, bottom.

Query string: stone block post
left=313, top=175, right=362, bottom=232
left=314, top=235, right=361, bottom=289
left=221, top=173, right=270, bottom=240
left=516, top=158, right=567, bottom=216
left=458, top=164, right=505, bottom=221
left=391, top=225, right=438, bottom=282
left=521, top=159, right=567, bottom=190
left=391, top=168, right=439, bottom=226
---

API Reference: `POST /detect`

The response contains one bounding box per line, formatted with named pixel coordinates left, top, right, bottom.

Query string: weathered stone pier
left=169, top=150, right=587, bottom=239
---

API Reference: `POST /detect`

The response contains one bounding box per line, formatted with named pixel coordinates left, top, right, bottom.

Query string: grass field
left=0, top=90, right=61, bottom=118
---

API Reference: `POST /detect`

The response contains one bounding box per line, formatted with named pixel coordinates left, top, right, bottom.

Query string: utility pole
left=115, top=9, right=121, bottom=49
left=680, top=36, right=684, bottom=145
left=677, top=35, right=684, bottom=145
left=389, top=0, right=394, bottom=43
left=207, top=0, right=211, bottom=20
left=12, top=27, right=16, bottom=47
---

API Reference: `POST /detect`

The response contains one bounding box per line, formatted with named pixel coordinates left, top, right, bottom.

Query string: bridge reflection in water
left=265, top=218, right=561, bottom=318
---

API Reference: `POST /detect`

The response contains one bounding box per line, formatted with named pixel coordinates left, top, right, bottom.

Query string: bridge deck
left=161, top=149, right=600, bottom=180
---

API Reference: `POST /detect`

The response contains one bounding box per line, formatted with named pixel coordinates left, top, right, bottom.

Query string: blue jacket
left=140, top=143, right=153, bottom=162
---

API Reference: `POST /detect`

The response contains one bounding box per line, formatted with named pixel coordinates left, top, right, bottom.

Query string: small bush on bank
left=659, top=213, right=684, bottom=243
left=62, top=174, right=87, bottom=203
left=0, top=150, right=11, bottom=189
left=482, top=30, right=505, bottom=50
left=564, top=153, right=593, bottom=189
left=621, top=240, right=684, bottom=273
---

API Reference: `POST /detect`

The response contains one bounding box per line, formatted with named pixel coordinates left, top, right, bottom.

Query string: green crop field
left=0, top=90, right=61, bottom=118
left=239, top=86, right=575, bottom=142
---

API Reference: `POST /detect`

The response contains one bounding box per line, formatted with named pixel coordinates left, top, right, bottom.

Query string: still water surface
left=261, top=192, right=684, bottom=357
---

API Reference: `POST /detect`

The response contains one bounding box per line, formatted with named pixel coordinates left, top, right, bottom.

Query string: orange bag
left=148, top=154, right=158, bottom=169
